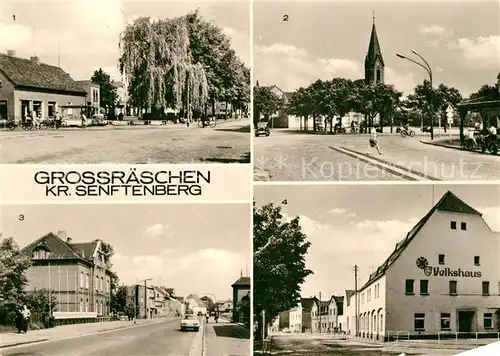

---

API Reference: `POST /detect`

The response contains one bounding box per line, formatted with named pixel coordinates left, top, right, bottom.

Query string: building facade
left=0, top=51, right=87, bottom=120
left=350, top=191, right=500, bottom=341
left=232, top=276, right=251, bottom=322
left=76, top=80, right=100, bottom=114
left=185, top=294, right=207, bottom=315
left=21, top=231, right=113, bottom=320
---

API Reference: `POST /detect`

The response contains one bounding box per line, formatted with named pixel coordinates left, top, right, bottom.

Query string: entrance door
left=458, top=311, right=475, bottom=332
left=0, top=100, right=7, bottom=120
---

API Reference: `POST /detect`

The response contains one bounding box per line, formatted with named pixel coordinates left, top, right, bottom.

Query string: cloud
left=328, top=208, right=347, bottom=215
left=319, top=58, right=362, bottom=79
left=385, top=67, right=418, bottom=95
left=420, top=25, right=450, bottom=37
left=113, top=248, right=245, bottom=299
left=144, top=223, right=171, bottom=237
left=455, top=35, right=500, bottom=69
left=255, top=43, right=308, bottom=58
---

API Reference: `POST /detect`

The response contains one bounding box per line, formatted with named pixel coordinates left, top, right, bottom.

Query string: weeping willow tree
left=119, top=16, right=209, bottom=115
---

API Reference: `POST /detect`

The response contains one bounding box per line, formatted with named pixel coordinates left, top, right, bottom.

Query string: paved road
left=254, top=129, right=500, bottom=181
left=1, top=319, right=199, bottom=356
left=0, top=120, right=250, bottom=164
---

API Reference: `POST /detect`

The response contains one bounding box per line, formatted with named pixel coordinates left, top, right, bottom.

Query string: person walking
left=20, top=305, right=31, bottom=333
left=369, top=127, right=382, bottom=155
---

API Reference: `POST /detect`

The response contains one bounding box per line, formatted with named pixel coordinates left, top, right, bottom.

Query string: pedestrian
left=55, top=111, right=61, bottom=129
left=369, top=127, right=382, bottom=155
left=20, top=305, right=31, bottom=333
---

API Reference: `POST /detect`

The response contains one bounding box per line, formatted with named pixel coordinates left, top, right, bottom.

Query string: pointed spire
left=365, top=12, right=384, bottom=67
left=240, top=269, right=243, bottom=278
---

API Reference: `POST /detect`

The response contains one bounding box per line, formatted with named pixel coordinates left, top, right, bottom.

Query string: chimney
left=7, top=50, right=16, bottom=57
left=67, top=237, right=72, bottom=243
left=57, top=230, right=67, bottom=240
left=30, top=56, right=40, bottom=64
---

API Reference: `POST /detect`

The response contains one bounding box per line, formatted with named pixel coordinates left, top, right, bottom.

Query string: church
left=286, top=14, right=386, bottom=130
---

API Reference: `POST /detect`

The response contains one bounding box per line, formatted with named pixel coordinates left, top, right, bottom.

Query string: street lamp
left=396, top=50, right=434, bottom=140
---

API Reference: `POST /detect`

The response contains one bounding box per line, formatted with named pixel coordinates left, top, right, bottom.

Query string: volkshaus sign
left=416, top=257, right=482, bottom=278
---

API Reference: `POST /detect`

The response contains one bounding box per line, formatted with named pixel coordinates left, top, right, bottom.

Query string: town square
left=0, top=1, right=250, bottom=164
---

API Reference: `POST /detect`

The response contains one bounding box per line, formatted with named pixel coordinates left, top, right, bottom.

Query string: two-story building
left=351, top=191, right=500, bottom=341
left=76, top=80, right=100, bottom=115
left=21, top=231, right=113, bottom=321
left=232, top=275, right=251, bottom=322
left=185, top=294, right=207, bottom=315
left=0, top=51, right=87, bottom=120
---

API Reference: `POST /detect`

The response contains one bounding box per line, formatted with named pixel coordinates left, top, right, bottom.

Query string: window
left=80, top=298, right=83, bottom=312
left=33, top=248, right=49, bottom=259
left=482, top=281, right=490, bottom=296
left=449, top=281, right=457, bottom=296
left=85, top=273, right=89, bottom=289
left=450, top=221, right=457, bottom=230
left=80, top=272, right=84, bottom=288
left=438, top=254, right=445, bottom=264
left=405, top=279, right=414, bottom=295
left=367, top=289, right=371, bottom=302
left=440, top=313, right=451, bottom=330
left=484, top=313, right=493, bottom=329
left=85, top=299, right=89, bottom=312
left=414, top=313, right=425, bottom=331
left=96, top=277, right=99, bottom=291
left=461, top=222, right=467, bottom=230
left=420, top=280, right=429, bottom=295
left=474, top=256, right=480, bottom=266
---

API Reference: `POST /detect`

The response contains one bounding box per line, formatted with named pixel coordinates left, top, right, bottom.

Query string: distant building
left=301, top=297, right=318, bottom=332
left=76, top=80, right=100, bottom=115
left=112, top=81, right=128, bottom=116
left=185, top=294, right=207, bottom=315
left=21, top=231, right=113, bottom=321
left=231, top=275, right=250, bottom=322
left=0, top=51, right=87, bottom=120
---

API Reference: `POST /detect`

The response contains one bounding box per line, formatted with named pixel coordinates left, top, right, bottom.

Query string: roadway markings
left=330, top=146, right=440, bottom=181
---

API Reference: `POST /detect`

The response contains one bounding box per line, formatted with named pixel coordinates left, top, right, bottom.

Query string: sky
left=0, top=203, right=251, bottom=301
left=254, top=0, right=500, bottom=97
left=0, top=0, right=250, bottom=82
left=254, top=184, right=500, bottom=300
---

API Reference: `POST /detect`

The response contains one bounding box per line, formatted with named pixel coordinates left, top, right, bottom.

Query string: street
left=1, top=319, right=199, bottom=356
left=0, top=119, right=250, bottom=164
left=254, top=129, right=500, bottom=181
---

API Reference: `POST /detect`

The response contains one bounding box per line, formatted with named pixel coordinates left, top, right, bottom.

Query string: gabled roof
left=0, top=53, right=87, bottom=95
left=360, top=191, right=482, bottom=291
left=365, top=20, right=384, bottom=67
left=186, top=294, right=206, bottom=307
left=345, top=290, right=356, bottom=299
left=232, top=276, right=250, bottom=287
left=301, top=297, right=318, bottom=311
left=21, top=232, right=95, bottom=262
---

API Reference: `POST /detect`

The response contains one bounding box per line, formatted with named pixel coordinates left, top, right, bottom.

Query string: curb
left=0, top=338, right=49, bottom=349
left=420, top=140, right=463, bottom=151
left=202, top=320, right=207, bottom=356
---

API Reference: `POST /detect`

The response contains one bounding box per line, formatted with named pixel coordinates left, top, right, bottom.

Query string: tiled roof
left=186, top=294, right=205, bottom=307
left=21, top=232, right=94, bottom=262
left=333, top=296, right=344, bottom=305
left=345, top=290, right=356, bottom=299
left=360, top=191, right=482, bottom=291
left=301, top=297, right=318, bottom=311
left=0, top=53, right=87, bottom=94
left=71, top=242, right=98, bottom=259
left=232, top=276, right=250, bottom=287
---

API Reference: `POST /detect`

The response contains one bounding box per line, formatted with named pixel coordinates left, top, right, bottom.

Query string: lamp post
left=396, top=49, right=434, bottom=140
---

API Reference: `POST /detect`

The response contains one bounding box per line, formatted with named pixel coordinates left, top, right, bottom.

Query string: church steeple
left=365, top=12, right=385, bottom=84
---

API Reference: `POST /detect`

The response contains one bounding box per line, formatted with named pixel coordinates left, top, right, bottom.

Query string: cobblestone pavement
left=205, top=319, right=250, bottom=356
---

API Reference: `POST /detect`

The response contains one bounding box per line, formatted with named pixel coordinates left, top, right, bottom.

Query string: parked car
left=91, top=114, right=108, bottom=126
left=180, top=314, right=200, bottom=332
left=255, top=120, right=270, bottom=137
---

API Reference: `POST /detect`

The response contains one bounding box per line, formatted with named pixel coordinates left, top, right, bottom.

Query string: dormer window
left=33, top=246, right=50, bottom=259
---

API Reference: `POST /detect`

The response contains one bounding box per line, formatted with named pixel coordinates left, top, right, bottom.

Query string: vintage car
left=255, top=120, right=270, bottom=137
left=180, top=314, right=200, bottom=332
left=91, top=114, right=108, bottom=126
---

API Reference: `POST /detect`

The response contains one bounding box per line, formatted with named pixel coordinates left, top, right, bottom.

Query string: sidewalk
left=204, top=320, right=250, bottom=356
left=0, top=317, right=176, bottom=349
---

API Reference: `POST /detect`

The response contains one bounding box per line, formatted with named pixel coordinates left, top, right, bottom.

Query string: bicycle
left=401, top=128, right=415, bottom=137
left=197, top=120, right=217, bottom=128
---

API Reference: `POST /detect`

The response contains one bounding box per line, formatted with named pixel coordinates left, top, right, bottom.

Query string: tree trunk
left=211, top=99, right=216, bottom=119
left=313, top=115, right=317, bottom=131
left=300, top=116, right=303, bottom=130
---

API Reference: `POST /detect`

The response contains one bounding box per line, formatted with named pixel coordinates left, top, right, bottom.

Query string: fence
left=386, top=331, right=409, bottom=342
left=438, top=331, right=500, bottom=349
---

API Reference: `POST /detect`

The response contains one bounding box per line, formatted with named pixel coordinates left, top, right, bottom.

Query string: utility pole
left=262, top=310, right=266, bottom=342
left=144, top=279, right=147, bottom=319
left=354, top=265, right=358, bottom=337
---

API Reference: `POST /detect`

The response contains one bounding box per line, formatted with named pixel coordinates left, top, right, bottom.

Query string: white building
left=185, top=294, right=207, bottom=315
left=346, top=191, right=500, bottom=341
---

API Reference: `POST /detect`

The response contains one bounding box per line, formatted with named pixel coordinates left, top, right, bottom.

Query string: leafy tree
left=24, top=289, right=57, bottom=328
left=91, top=69, right=118, bottom=111
left=110, top=285, right=128, bottom=314
left=287, top=86, right=315, bottom=131
left=253, top=203, right=313, bottom=340
left=469, top=84, right=498, bottom=100
left=0, top=237, right=32, bottom=326
left=201, top=296, right=215, bottom=313
left=321, top=78, right=357, bottom=133
left=253, top=86, right=282, bottom=126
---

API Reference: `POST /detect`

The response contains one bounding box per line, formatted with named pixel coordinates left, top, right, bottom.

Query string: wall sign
left=416, top=257, right=482, bottom=278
